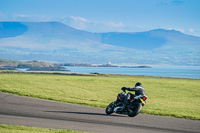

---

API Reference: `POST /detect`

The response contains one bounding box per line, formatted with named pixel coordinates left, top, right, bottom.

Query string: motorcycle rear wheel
left=128, top=103, right=142, bottom=117
left=105, top=102, right=114, bottom=115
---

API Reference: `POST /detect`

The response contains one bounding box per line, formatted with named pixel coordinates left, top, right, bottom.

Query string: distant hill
left=0, top=21, right=199, bottom=65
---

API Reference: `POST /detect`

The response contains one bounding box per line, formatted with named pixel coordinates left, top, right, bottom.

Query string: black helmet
left=135, top=82, right=142, bottom=87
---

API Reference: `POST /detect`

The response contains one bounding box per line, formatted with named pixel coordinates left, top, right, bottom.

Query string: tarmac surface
left=0, top=92, right=200, bottom=133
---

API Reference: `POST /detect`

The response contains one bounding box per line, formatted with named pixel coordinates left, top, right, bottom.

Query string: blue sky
left=0, top=0, right=200, bottom=37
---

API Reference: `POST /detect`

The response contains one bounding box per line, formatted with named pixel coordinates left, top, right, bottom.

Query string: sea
left=16, top=66, right=200, bottom=79
left=64, top=66, right=200, bottom=79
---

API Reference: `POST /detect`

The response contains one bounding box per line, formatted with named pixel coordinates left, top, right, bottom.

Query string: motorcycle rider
left=121, top=82, right=146, bottom=105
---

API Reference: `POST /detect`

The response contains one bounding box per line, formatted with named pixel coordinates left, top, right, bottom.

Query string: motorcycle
left=105, top=90, right=147, bottom=117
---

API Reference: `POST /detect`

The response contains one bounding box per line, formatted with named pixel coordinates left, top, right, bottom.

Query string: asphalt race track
left=0, top=92, right=199, bottom=133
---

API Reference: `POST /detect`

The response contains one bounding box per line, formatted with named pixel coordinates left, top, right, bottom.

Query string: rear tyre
left=105, top=102, right=114, bottom=115
left=128, top=103, right=142, bottom=117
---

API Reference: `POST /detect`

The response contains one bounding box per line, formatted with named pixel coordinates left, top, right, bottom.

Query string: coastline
left=0, top=59, right=199, bottom=79
left=0, top=70, right=199, bottom=80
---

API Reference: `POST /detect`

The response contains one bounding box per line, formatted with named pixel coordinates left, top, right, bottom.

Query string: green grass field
left=0, top=125, right=86, bottom=133
left=0, top=72, right=200, bottom=120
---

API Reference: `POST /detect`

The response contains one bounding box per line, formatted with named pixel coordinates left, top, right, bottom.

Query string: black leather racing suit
left=125, top=86, right=146, bottom=96
left=123, top=86, right=146, bottom=104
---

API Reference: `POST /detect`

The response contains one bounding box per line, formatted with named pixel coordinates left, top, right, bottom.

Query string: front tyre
left=105, top=102, right=114, bottom=115
left=128, top=103, right=142, bottom=117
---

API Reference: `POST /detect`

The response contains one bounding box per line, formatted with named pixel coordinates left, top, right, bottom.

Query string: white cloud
left=11, top=14, right=32, bottom=21
left=167, top=28, right=185, bottom=33
left=14, top=14, right=30, bottom=18
left=67, top=16, right=89, bottom=30
left=189, top=28, right=194, bottom=32
left=107, top=22, right=125, bottom=28
left=168, top=28, right=196, bottom=35
left=176, top=28, right=185, bottom=33
left=60, top=16, right=126, bottom=32
left=166, top=27, right=200, bottom=37
left=70, top=16, right=88, bottom=22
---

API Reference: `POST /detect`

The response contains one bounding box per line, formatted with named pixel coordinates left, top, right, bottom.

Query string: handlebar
left=121, top=87, right=126, bottom=92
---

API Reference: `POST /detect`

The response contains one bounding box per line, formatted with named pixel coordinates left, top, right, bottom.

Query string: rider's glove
left=121, top=87, right=126, bottom=91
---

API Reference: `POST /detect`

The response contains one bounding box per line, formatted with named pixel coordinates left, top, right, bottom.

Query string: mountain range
left=0, top=21, right=199, bottom=66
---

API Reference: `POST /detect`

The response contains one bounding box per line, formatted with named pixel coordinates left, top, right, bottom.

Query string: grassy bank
left=0, top=72, right=199, bottom=120
left=0, top=125, right=86, bottom=133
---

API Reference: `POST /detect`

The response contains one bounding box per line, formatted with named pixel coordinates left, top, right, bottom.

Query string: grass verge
left=0, top=125, right=86, bottom=133
left=0, top=71, right=199, bottom=120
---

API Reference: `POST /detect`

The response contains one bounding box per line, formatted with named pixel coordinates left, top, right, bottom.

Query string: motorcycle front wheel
left=105, top=102, right=114, bottom=115
left=128, top=103, right=142, bottom=117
